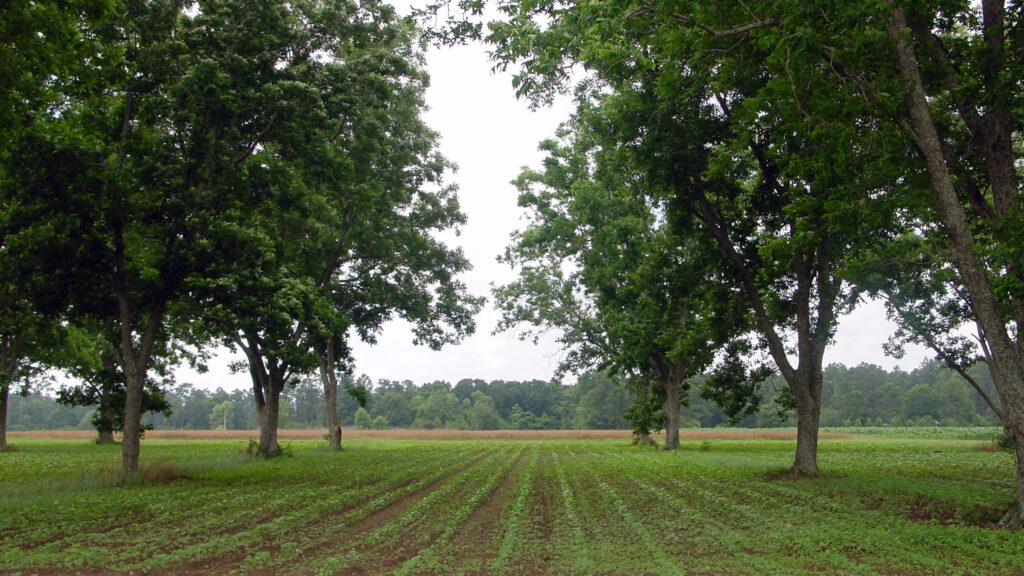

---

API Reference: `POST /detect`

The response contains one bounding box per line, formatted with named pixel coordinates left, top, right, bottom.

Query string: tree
left=466, top=390, right=505, bottom=430
left=569, top=373, right=631, bottom=430
left=495, top=104, right=761, bottom=449
left=461, top=2, right=867, bottom=464
left=412, top=387, right=467, bottom=430
left=209, top=401, right=235, bottom=431
left=0, top=288, right=55, bottom=450
left=55, top=321, right=177, bottom=443
left=627, top=0, right=1024, bottom=517
left=372, top=380, right=418, bottom=428
left=185, top=0, right=481, bottom=456
left=649, top=0, right=1024, bottom=522
left=3, top=0, right=357, bottom=474
left=0, top=0, right=114, bottom=452
left=354, top=406, right=372, bottom=430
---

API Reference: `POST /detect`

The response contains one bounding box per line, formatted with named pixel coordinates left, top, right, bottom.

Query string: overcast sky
left=178, top=6, right=931, bottom=391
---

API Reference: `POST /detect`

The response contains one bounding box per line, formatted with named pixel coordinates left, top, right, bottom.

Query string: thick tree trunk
left=236, top=333, right=288, bottom=458
left=633, top=433, right=656, bottom=447
left=1, top=339, right=19, bottom=451
left=116, top=308, right=164, bottom=475
left=121, top=367, right=144, bottom=475
left=791, top=389, right=821, bottom=475
left=663, top=377, right=682, bottom=450
left=96, top=428, right=116, bottom=445
left=1007, top=417, right=1024, bottom=527
left=257, top=382, right=282, bottom=458
left=0, top=384, right=9, bottom=451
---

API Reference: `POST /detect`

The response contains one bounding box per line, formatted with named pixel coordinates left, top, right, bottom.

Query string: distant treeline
left=6, top=359, right=1000, bottom=432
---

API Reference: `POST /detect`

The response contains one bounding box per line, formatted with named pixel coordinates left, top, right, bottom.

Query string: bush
left=354, top=407, right=372, bottom=430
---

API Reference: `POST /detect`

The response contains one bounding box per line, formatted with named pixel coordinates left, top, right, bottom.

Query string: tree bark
left=117, top=300, right=165, bottom=476
left=239, top=333, right=287, bottom=458
left=662, top=377, right=682, bottom=450
left=1, top=336, right=20, bottom=451
left=0, top=384, right=9, bottom=451
left=317, top=341, right=343, bottom=450
left=96, top=426, right=116, bottom=445
left=257, top=380, right=283, bottom=457
left=792, top=380, right=822, bottom=475
left=633, top=433, right=656, bottom=447
left=120, top=364, right=144, bottom=474
left=1007, top=420, right=1024, bottom=526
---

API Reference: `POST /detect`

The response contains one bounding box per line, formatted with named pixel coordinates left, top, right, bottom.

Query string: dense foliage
left=6, top=360, right=1002, bottom=432
left=0, top=0, right=480, bottom=470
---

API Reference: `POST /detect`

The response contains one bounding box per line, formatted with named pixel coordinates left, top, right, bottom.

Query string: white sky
left=178, top=5, right=930, bottom=392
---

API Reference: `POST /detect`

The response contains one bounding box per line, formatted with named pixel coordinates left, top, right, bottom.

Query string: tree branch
left=625, top=3, right=778, bottom=38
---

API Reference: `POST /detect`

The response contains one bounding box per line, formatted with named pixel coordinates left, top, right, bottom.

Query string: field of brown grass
left=9, top=427, right=852, bottom=441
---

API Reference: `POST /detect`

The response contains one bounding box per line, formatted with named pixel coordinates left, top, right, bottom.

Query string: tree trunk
left=662, top=377, right=682, bottom=450
left=116, top=312, right=164, bottom=475
left=321, top=369, right=342, bottom=450
left=257, top=380, right=282, bottom=457
left=0, top=384, right=9, bottom=451
left=121, top=364, right=144, bottom=475
left=632, top=433, right=656, bottom=447
left=239, top=334, right=287, bottom=458
left=316, top=341, right=343, bottom=450
left=96, top=379, right=117, bottom=444
left=791, top=388, right=821, bottom=475
left=1007, top=415, right=1024, bottom=527
left=96, top=428, right=116, bottom=445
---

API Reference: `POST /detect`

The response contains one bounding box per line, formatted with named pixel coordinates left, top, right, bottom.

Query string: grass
left=1, top=429, right=1022, bottom=575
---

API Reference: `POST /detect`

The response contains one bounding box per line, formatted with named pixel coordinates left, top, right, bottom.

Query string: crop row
left=2, top=436, right=1024, bottom=575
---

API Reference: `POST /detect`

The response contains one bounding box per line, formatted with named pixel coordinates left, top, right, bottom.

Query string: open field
left=2, top=430, right=1023, bottom=575
left=6, top=428, right=859, bottom=442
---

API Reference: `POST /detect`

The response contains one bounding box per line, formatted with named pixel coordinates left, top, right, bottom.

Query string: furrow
left=490, top=447, right=540, bottom=572
left=394, top=445, right=526, bottom=576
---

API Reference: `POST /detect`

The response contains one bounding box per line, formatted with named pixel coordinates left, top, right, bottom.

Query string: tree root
left=998, top=502, right=1022, bottom=529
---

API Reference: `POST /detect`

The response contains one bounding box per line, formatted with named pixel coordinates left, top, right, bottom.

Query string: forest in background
left=6, top=358, right=1000, bottom=433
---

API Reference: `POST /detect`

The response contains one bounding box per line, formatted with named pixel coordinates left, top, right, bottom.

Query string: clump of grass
left=141, top=462, right=184, bottom=484
left=244, top=439, right=295, bottom=458
left=631, top=434, right=659, bottom=449
left=96, top=461, right=186, bottom=485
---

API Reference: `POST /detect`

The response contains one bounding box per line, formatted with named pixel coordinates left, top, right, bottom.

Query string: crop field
left=2, top=429, right=1023, bottom=575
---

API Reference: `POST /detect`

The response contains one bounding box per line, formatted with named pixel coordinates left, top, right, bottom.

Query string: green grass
left=1, top=431, right=1023, bottom=575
